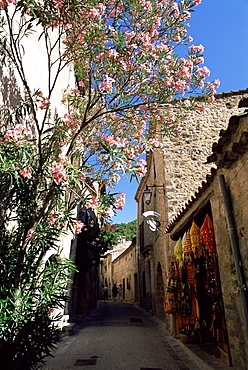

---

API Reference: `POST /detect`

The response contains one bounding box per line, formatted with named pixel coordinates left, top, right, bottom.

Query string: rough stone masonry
left=162, top=89, right=248, bottom=221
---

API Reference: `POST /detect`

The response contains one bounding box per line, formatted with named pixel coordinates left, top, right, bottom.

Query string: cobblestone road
left=42, top=301, right=230, bottom=370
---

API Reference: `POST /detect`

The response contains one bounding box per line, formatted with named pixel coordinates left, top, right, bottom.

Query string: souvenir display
left=165, top=215, right=228, bottom=349
left=200, top=214, right=217, bottom=255
left=163, top=263, right=178, bottom=314
left=183, top=230, right=193, bottom=263
left=190, top=221, right=204, bottom=258
left=174, top=237, right=183, bottom=267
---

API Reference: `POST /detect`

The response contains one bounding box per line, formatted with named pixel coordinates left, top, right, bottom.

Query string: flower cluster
left=101, top=223, right=117, bottom=232
left=74, top=220, right=85, bottom=234
left=49, top=210, right=57, bottom=225
left=99, top=76, right=115, bottom=93
left=0, top=0, right=218, bottom=232
left=34, top=90, right=50, bottom=110
left=86, top=195, right=101, bottom=210
left=49, top=155, right=69, bottom=185
left=106, top=205, right=115, bottom=218
left=0, top=0, right=15, bottom=9
left=4, top=124, right=31, bottom=145
left=19, top=167, right=32, bottom=179
left=114, top=192, right=126, bottom=210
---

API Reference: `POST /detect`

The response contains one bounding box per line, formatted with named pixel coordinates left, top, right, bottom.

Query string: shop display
left=164, top=214, right=228, bottom=351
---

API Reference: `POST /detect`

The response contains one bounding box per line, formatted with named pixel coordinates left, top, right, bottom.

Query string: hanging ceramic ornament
left=174, top=238, right=183, bottom=267
left=190, top=221, right=204, bottom=258
left=183, top=230, right=192, bottom=263
left=200, top=214, right=217, bottom=254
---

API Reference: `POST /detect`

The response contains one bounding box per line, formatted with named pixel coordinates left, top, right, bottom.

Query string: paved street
left=42, top=301, right=230, bottom=370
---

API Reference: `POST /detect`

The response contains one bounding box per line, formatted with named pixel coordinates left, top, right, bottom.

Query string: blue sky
left=111, top=0, right=248, bottom=224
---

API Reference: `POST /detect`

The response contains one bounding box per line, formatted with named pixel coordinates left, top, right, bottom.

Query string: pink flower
left=183, top=99, right=191, bottom=107
left=108, top=49, right=119, bottom=59
left=193, top=0, right=202, bottom=5
left=102, top=223, right=117, bottom=231
left=64, top=23, right=72, bottom=30
left=49, top=158, right=68, bottom=185
left=174, top=79, right=187, bottom=91
left=163, top=77, right=174, bottom=88
left=177, top=66, right=191, bottom=78
left=89, top=7, right=100, bottom=18
left=171, top=2, right=180, bottom=17
left=99, top=76, right=115, bottom=92
left=209, top=84, right=216, bottom=93
left=106, top=206, right=115, bottom=218
left=49, top=210, right=56, bottom=225
left=125, top=31, right=136, bottom=41
left=0, top=0, right=15, bottom=9
left=19, top=167, right=32, bottom=179
left=111, top=174, right=121, bottom=183
left=214, top=79, right=221, bottom=88
left=4, top=124, right=31, bottom=144
left=208, top=95, right=215, bottom=103
left=196, top=66, right=211, bottom=77
left=27, top=232, right=37, bottom=242
left=197, top=57, right=204, bottom=64
left=86, top=195, right=101, bottom=209
left=75, top=220, right=85, bottom=234
left=188, top=44, right=204, bottom=53
left=35, top=91, right=50, bottom=110
left=63, top=113, right=80, bottom=134
left=114, top=192, right=126, bottom=210
left=143, top=1, right=152, bottom=11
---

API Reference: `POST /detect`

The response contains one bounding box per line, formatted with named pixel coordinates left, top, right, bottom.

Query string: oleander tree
left=0, top=0, right=219, bottom=367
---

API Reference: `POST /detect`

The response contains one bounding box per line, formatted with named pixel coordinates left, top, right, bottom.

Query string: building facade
left=165, top=112, right=248, bottom=367
left=134, top=90, right=248, bottom=367
left=100, top=238, right=139, bottom=302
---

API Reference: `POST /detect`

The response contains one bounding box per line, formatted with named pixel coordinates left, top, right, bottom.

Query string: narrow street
left=42, top=301, right=230, bottom=370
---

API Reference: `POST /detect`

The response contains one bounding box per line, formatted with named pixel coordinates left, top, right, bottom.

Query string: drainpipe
left=219, top=174, right=248, bottom=332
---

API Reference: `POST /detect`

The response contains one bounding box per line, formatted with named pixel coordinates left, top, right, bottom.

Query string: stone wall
left=112, top=241, right=138, bottom=302
left=166, top=113, right=248, bottom=368
left=210, top=114, right=248, bottom=368
left=100, top=241, right=131, bottom=299
left=163, top=89, right=248, bottom=221
left=135, top=149, right=170, bottom=314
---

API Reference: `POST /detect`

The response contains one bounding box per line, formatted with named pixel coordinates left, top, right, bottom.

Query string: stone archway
left=156, top=262, right=165, bottom=316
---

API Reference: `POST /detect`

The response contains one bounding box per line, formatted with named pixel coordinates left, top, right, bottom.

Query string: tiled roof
left=206, top=112, right=248, bottom=168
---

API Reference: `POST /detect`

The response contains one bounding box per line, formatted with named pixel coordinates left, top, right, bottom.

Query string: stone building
left=100, top=237, right=139, bottom=302
left=111, top=237, right=138, bottom=302
left=100, top=239, right=131, bottom=299
left=134, top=89, right=248, bottom=367
left=164, top=112, right=248, bottom=368
left=163, top=89, right=248, bottom=220
left=135, top=148, right=168, bottom=315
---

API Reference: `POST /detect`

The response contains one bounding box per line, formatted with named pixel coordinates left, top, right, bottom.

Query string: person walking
left=112, top=284, right=118, bottom=302
left=103, top=285, right=108, bottom=302
left=118, top=284, right=123, bottom=303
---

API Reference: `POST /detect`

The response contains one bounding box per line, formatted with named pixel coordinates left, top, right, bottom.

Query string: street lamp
left=143, top=187, right=153, bottom=205
left=143, top=185, right=164, bottom=205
